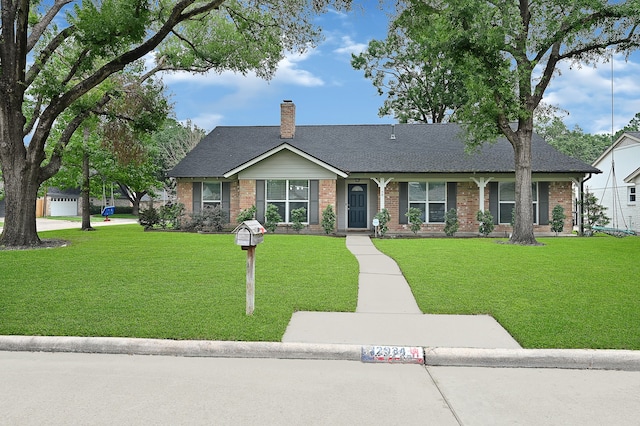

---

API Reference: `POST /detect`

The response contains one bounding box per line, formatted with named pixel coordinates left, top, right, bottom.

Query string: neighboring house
left=38, top=187, right=81, bottom=217
left=588, top=132, right=640, bottom=233
left=168, top=101, right=600, bottom=235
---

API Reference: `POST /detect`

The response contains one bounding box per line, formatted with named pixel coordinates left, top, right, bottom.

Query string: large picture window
left=266, top=179, right=309, bottom=222
left=408, top=182, right=446, bottom=223
left=499, top=182, right=538, bottom=224
left=202, top=182, right=221, bottom=208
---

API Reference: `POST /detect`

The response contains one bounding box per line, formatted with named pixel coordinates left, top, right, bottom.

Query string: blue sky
left=159, top=2, right=640, bottom=136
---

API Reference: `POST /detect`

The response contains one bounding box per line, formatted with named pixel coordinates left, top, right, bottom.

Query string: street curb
left=424, top=347, right=640, bottom=371
left=1, top=336, right=639, bottom=371
left=0, top=336, right=362, bottom=361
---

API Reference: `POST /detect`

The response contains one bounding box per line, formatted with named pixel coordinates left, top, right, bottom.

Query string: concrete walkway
left=282, top=235, right=521, bottom=349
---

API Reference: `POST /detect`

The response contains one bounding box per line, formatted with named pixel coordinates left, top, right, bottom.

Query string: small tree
left=374, top=208, right=391, bottom=237
left=236, top=205, right=257, bottom=223
left=321, top=204, right=336, bottom=234
left=550, top=205, right=566, bottom=236
left=264, top=204, right=282, bottom=233
left=476, top=210, right=495, bottom=237
left=290, top=207, right=307, bottom=233
left=406, top=207, right=423, bottom=234
left=579, top=192, right=610, bottom=236
left=444, top=208, right=459, bottom=237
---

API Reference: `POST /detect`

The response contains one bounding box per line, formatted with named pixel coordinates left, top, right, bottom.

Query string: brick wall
left=176, top=180, right=193, bottom=214
left=383, top=180, right=574, bottom=235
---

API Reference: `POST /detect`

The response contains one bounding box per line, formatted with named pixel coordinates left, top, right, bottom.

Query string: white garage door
left=50, top=197, right=78, bottom=216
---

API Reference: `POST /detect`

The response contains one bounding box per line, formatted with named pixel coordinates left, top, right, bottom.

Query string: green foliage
left=535, top=116, right=612, bottom=163
left=138, top=206, right=160, bottom=230
left=550, top=205, right=566, bottom=236
left=444, top=208, right=459, bottom=237
left=158, top=203, right=185, bottom=229
left=406, top=207, right=423, bottom=234
left=374, top=208, right=391, bottom=237
left=351, top=24, right=466, bottom=123
left=476, top=210, right=495, bottom=237
left=579, top=192, right=610, bottom=235
left=236, top=205, right=257, bottom=223
left=264, top=204, right=282, bottom=233
left=290, top=207, right=307, bottom=233
left=182, top=206, right=228, bottom=232
left=321, top=204, right=336, bottom=234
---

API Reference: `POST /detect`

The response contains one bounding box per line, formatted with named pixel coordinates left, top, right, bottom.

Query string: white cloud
left=183, top=113, right=224, bottom=131
left=333, top=35, right=367, bottom=56
left=541, top=53, right=640, bottom=134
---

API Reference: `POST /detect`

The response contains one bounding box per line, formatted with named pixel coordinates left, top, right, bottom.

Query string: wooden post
left=246, top=246, right=256, bottom=315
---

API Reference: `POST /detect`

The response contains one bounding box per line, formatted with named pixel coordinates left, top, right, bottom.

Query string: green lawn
left=2, top=226, right=639, bottom=349
left=373, top=236, right=640, bottom=350
left=0, top=226, right=358, bottom=341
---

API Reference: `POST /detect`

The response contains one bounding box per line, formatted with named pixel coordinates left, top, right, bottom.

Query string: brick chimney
left=280, top=100, right=295, bottom=139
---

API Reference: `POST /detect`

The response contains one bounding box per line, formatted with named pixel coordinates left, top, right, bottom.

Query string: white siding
left=238, top=150, right=337, bottom=180
left=589, top=136, right=640, bottom=232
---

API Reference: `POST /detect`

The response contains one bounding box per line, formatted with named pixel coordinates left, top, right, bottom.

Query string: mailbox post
left=232, top=220, right=266, bottom=315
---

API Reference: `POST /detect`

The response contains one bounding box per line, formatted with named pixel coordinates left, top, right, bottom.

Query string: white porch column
left=372, top=177, right=394, bottom=210
left=470, top=177, right=494, bottom=212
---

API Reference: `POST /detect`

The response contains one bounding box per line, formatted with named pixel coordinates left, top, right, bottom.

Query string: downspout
left=580, top=174, right=592, bottom=236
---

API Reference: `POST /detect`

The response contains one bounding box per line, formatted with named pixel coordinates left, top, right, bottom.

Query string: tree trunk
left=0, top=165, right=42, bottom=247
left=80, top=142, right=94, bottom=231
left=509, top=131, right=540, bottom=246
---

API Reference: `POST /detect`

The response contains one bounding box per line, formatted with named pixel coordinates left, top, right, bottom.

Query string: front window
left=629, top=187, right=636, bottom=204
left=499, top=182, right=538, bottom=224
left=266, top=179, right=309, bottom=222
left=202, top=182, right=221, bottom=208
left=408, top=182, right=446, bottom=222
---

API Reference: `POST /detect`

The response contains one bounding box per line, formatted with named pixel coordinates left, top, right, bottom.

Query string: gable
left=236, top=149, right=339, bottom=180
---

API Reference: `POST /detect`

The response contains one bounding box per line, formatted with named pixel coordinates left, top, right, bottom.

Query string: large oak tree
left=0, top=0, right=348, bottom=247
left=394, top=0, right=640, bottom=245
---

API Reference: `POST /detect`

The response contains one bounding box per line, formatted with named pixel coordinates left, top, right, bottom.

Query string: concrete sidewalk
left=0, top=217, right=138, bottom=233
left=282, top=235, right=521, bottom=349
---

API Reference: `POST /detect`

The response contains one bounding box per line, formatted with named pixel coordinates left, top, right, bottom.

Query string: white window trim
left=266, top=179, right=310, bottom=223
left=202, top=182, right=222, bottom=209
left=629, top=186, right=636, bottom=205
left=408, top=181, right=446, bottom=223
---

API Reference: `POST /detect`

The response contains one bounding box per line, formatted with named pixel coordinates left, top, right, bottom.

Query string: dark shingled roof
left=168, top=123, right=600, bottom=178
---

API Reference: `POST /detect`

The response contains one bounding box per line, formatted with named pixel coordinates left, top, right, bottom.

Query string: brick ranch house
left=169, top=101, right=600, bottom=236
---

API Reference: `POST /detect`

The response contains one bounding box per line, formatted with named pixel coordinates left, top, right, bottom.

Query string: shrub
left=374, top=208, right=390, bottom=237
left=476, top=210, right=495, bottom=237
left=264, top=204, right=282, bottom=233
left=444, top=208, right=459, bottom=237
left=138, top=206, right=159, bottom=230
left=158, top=203, right=185, bottom=229
left=182, top=205, right=228, bottom=232
left=321, top=204, right=336, bottom=234
left=406, top=207, right=423, bottom=234
left=550, top=204, right=566, bottom=236
left=236, top=205, right=257, bottom=223
left=290, top=207, right=307, bottom=233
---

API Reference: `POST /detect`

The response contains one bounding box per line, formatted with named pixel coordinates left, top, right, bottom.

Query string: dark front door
left=348, top=184, right=367, bottom=228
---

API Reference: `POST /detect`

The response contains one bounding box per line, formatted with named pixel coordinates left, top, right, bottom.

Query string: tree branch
left=26, top=0, right=74, bottom=52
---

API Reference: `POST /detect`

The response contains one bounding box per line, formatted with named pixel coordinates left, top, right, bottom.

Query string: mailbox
left=233, top=220, right=266, bottom=248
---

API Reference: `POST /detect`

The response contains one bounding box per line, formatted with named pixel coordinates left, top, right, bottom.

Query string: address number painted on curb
left=361, top=346, right=425, bottom=364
